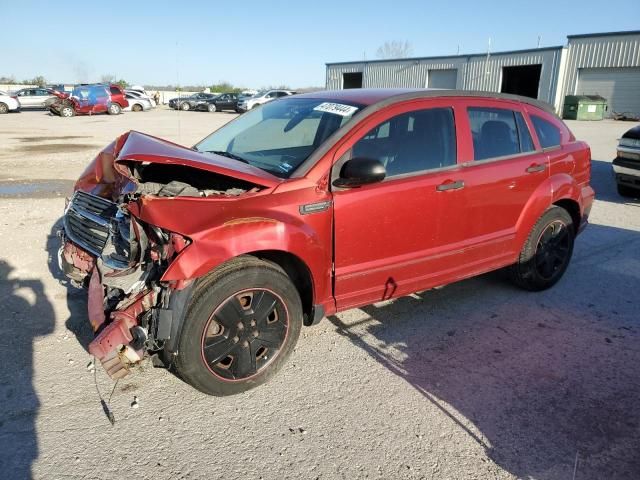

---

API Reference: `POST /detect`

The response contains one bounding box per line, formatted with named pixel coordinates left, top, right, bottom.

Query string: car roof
left=294, top=88, right=555, bottom=115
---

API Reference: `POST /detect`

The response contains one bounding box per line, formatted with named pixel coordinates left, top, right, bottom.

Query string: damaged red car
left=50, top=83, right=128, bottom=117
left=58, top=89, right=594, bottom=395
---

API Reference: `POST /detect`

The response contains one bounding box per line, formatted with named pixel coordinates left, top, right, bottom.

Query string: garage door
left=428, top=69, right=458, bottom=89
left=577, top=67, right=640, bottom=116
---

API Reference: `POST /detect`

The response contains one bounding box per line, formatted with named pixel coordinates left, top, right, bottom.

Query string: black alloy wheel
left=509, top=206, right=575, bottom=291
left=533, top=220, right=571, bottom=281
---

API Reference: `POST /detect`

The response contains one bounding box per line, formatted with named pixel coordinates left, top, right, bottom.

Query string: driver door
left=332, top=100, right=470, bottom=310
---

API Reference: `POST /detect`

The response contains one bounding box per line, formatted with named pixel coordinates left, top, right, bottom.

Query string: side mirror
left=333, top=157, right=386, bottom=188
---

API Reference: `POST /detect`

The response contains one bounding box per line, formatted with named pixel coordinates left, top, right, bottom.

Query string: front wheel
left=181, top=102, right=190, bottom=111
left=508, top=206, right=575, bottom=291
left=174, top=257, right=302, bottom=396
left=207, top=103, right=217, bottom=112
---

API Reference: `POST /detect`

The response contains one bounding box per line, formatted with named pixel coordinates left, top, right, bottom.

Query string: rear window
left=531, top=115, right=561, bottom=148
left=109, top=86, right=121, bottom=95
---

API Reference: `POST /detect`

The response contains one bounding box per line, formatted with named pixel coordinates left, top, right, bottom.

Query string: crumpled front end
left=57, top=130, right=275, bottom=380
left=58, top=190, right=189, bottom=379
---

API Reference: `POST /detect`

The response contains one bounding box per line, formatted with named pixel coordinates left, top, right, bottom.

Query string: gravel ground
left=0, top=108, right=638, bottom=480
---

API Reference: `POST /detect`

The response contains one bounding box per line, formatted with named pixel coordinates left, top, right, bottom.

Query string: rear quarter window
left=531, top=115, right=561, bottom=149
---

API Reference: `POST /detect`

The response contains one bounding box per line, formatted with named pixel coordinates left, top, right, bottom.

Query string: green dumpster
left=562, top=95, right=607, bottom=121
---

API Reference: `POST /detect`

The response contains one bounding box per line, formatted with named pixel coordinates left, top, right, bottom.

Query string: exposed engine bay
left=58, top=134, right=267, bottom=379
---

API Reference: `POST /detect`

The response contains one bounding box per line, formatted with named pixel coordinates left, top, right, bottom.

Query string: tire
left=174, top=256, right=303, bottom=396
left=108, top=103, right=122, bottom=115
left=60, top=105, right=75, bottom=117
left=508, top=206, right=575, bottom=291
left=0, top=103, right=8, bottom=114
left=617, top=182, right=638, bottom=198
left=235, top=108, right=241, bottom=113
left=207, top=103, right=217, bottom=113
left=132, top=103, right=143, bottom=112
left=181, top=102, right=190, bottom=111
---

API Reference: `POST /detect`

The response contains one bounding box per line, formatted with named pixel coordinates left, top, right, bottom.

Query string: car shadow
left=46, top=219, right=92, bottom=351
left=591, top=158, right=640, bottom=204
left=327, top=223, right=640, bottom=479
left=0, top=259, right=55, bottom=478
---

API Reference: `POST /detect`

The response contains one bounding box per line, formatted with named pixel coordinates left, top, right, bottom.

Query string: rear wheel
left=0, top=103, right=8, bottom=114
left=617, top=182, right=638, bottom=198
left=174, top=256, right=303, bottom=396
left=132, top=103, right=143, bottom=112
left=108, top=103, right=122, bottom=115
left=509, top=206, right=574, bottom=291
left=207, top=103, right=217, bottom=113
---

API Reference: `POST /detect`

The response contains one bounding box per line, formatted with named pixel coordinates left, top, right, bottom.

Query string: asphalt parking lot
left=0, top=108, right=638, bottom=480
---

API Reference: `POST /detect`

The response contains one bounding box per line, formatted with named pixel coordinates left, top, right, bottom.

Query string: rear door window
left=468, top=107, right=520, bottom=160
left=531, top=115, right=561, bottom=148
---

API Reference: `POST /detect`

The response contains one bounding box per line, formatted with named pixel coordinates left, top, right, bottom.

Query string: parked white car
left=0, top=90, right=21, bottom=113
left=237, top=90, right=296, bottom=111
left=125, top=89, right=156, bottom=107
left=123, top=93, right=152, bottom=112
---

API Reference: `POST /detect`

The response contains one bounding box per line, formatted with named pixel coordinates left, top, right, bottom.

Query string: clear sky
left=1, top=0, right=638, bottom=88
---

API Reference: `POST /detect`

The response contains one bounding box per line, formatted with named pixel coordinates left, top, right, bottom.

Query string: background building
left=326, top=30, right=640, bottom=116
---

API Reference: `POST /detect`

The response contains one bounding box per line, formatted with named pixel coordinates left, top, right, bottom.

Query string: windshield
left=195, top=97, right=362, bottom=177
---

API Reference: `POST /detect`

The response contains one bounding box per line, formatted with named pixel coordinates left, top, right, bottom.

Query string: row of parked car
left=0, top=84, right=157, bottom=116
left=168, top=89, right=296, bottom=113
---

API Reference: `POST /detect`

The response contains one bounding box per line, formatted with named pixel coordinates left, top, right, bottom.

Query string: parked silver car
left=237, top=90, right=296, bottom=111
left=12, top=87, right=57, bottom=108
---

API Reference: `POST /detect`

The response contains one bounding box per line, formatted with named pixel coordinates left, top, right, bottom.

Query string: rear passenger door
left=456, top=101, right=549, bottom=263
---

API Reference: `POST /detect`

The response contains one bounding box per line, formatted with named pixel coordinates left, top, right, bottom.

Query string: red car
left=50, top=84, right=129, bottom=117
left=58, top=89, right=594, bottom=395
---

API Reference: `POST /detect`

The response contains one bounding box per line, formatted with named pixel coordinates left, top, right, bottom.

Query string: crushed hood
left=114, top=131, right=281, bottom=188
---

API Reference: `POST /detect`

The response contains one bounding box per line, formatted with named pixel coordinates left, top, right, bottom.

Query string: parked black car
left=195, top=93, right=239, bottom=112
left=169, top=93, right=216, bottom=111
left=613, top=124, right=640, bottom=197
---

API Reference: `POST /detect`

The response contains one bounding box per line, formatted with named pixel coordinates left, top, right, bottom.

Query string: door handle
left=526, top=164, right=546, bottom=173
left=436, top=180, right=465, bottom=191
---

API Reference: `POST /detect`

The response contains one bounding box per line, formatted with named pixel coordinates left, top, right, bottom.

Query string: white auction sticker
left=313, top=102, right=358, bottom=117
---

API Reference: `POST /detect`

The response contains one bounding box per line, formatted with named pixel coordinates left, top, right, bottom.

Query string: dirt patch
left=14, top=143, right=99, bottom=154
left=0, top=179, right=75, bottom=198
left=14, top=136, right=90, bottom=143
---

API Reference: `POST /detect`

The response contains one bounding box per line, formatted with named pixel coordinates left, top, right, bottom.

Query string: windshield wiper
left=205, top=150, right=250, bottom=164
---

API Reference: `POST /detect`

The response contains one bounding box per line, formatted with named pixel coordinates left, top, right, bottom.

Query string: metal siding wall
left=326, top=49, right=563, bottom=105
left=326, top=64, right=366, bottom=89
left=461, top=49, right=561, bottom=104
left=560, top=34, right=640, bottom=102
left=326, top=60, right=467, bottom=89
